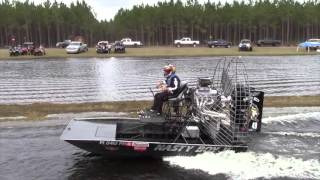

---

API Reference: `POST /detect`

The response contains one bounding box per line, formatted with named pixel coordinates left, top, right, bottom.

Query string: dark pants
left=151, top=92, right=170, bottom=114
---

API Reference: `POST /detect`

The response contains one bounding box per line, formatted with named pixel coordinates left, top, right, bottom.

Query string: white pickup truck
left=174, top=37, right=200, bottom=47
left=121, top=38, right=143, bottom=47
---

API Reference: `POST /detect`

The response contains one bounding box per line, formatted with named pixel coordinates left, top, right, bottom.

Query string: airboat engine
left=193, top=77, right=228, bottom=140
left=194, top=77, right=219, bottom=108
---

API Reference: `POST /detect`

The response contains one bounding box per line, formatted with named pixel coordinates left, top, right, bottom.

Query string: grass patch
left=0, top=46, right=317, bottom=60
left=0, top=96, right=319, bottom=120
left=0, top=101, right=152, bottom=120
left=264, top=96, right=320, bottom=107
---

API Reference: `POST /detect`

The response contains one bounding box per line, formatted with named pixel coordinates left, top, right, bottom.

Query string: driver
left=151, top=64, right=180, bottom=115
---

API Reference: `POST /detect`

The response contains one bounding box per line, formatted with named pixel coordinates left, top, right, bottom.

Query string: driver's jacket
left=165, top=73, right=180, bottom=95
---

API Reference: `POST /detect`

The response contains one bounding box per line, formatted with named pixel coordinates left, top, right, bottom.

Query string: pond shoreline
left=0, top=95, right=319, bottom=120
left=0, top=47, right=318, bottom=60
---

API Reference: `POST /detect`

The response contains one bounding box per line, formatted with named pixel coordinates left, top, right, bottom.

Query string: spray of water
left=165, top=150, right=320, bottom=180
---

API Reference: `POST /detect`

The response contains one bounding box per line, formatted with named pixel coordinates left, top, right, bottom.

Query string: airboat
left=60, top=57, right=264, bottom=158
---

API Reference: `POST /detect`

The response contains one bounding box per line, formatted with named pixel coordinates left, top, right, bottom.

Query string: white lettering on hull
left=154, top=144, right=194, bottom=152
left=154, top=144, right=222, bottom=153
left=195, top=146, right=221, bottom=153
left=99, top=141, right=119, bottom=146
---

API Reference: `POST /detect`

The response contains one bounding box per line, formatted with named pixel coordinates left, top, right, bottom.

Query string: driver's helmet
left=163, top=64, right=176, bottom=77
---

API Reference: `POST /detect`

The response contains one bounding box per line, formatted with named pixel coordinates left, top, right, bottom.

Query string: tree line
left=0, top=0, right=319, bottom=47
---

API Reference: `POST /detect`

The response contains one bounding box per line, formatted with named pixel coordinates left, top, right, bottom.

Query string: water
left=1, top=107, right=319, bottom=180
left=0, top=56, right=319, bottom=104
left=0, top=56, right=319, bottom=179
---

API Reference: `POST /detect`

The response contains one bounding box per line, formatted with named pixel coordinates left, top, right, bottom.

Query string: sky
left=17, top=0, right=307, bottom=21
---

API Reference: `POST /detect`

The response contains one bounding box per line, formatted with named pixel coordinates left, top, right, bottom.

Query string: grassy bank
left=0, top=96, right=319, bottom=120
left=0, top=46, right=318, bottom=60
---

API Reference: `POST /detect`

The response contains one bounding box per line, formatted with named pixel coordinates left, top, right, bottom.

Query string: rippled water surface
left=1, top=107, right=319, bottom=180
left=0, top=56, right=319, bottom=104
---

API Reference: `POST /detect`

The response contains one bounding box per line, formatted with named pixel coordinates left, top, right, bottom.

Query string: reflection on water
left=67, top=154, right=227, bottom=180
left=0, top=56, right=319, bottom=104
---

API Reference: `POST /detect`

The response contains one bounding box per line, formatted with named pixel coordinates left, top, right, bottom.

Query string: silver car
left=66, top=41, right=88, bottom=54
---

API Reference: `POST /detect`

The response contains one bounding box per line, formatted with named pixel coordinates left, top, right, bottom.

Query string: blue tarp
left=298, top=41, right=320, bottom=48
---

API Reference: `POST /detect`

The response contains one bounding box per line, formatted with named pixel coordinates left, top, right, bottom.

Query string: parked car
left=207, top=39, right=231, bottom=48
left=174, top=37, right=200, bottom=47
left=297, top=38, right=320, bottom=51
left=238, top=39, right=253, bottom=51
left=257, top=39, right=281, bottom=46
left=66, top=41, right=88, bottom=54
left=121, top=38, right=142, bottom=47
left=114, top=41, right=126, bottom=53
left=96, top=41, right=112, bottom=54
left=56, top=40, right=71, bottom=48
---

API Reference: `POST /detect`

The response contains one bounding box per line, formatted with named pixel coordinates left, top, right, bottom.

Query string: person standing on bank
left=151, top=64, right=180, bottom=115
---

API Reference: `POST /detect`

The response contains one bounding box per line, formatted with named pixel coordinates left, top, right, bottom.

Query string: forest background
left=0, top=0, right=319, bottom=47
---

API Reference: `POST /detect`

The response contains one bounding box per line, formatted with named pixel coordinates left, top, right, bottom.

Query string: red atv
left=22, top=42, right=35, bottom=55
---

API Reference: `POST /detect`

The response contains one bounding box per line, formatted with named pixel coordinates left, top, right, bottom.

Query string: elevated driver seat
left=163, top=81, right=188, bottom=121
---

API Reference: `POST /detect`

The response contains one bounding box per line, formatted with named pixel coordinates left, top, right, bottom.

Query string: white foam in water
left=165, top=151, right=320, bottom=180
left=263, top=112, right=320, bottom=124
left=264, top=131, right=320, bottom=138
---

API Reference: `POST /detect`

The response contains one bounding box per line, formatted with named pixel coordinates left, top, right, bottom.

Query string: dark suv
left=257, top=39, right=281, bottom=46
left=114, top=41, right=125, bottom=53
left=207, top=39, right=232, bottom=48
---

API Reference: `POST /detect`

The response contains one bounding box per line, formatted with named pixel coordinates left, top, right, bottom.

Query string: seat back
left=169, top=81, right=188, bottom=99
left=163, top=81, right=188, bottom=121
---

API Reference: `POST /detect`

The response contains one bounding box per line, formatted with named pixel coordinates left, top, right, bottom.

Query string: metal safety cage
left=191, top=57, right=253, bottom=146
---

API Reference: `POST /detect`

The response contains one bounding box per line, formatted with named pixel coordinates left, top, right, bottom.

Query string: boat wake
left=262, top=111, right=320, bottom=124
left=263, top=131, right=320, bottom=138
left=164, top=150, right=320, bottom=180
